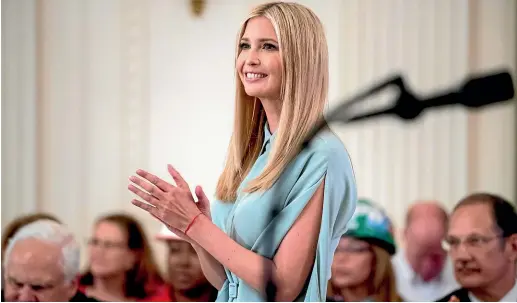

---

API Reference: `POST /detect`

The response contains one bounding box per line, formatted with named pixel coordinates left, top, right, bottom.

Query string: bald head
left=404, top=201, right=449, bottom=281
left=406, top=201, right=448, bottom=227
left=405, top=201, right=448, bottom=245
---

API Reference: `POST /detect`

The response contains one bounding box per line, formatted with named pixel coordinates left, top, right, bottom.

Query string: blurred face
left=87, top=221, right=136, bottom=277
left=167, top=240, right=208, bottom=291
left=237, top=16, right=282, bottom=101
left=331, top=237, right=373, bottom=288
left=445, top=203, right=517, bottom=289
left=4, top=239, right=77, bottom=302
left=405, top=217, right=447, bottom=281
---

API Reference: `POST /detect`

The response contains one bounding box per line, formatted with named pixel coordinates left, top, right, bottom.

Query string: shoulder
left=306, top=129, right=351, bottom=160
left=391, top=249, right=407, bottom=269
left=326, top=295, right=340, bottom=302
left=306, top=129, right=356, bottom=189
left=297, top=129, right=355, bottom=176
left=284, top=129, right=355, bottom=191
left=140, top=284, right=173, bottom=302
left=71, top=291, right=99, bottom=302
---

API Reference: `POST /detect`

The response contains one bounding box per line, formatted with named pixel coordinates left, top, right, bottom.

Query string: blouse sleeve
left=250, top=143, right=356, bottom=259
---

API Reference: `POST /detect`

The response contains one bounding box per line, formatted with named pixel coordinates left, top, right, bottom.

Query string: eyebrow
left=8, top=276, right=54, bottom=286
left=240, top=37, right=278, bottom=44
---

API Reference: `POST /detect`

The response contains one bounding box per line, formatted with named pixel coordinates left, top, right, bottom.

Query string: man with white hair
left=2, top=219, right=96, bottom=302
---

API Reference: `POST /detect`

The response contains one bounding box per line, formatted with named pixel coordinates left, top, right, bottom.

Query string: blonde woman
left=128, top=2, right=357, bottom=301
left=327, top=199, right=402, bottom=302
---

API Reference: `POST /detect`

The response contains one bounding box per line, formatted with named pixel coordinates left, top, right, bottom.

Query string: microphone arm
left=303, top=74, right=407, bottom=144
left=304, top=69, right=515, bottom=143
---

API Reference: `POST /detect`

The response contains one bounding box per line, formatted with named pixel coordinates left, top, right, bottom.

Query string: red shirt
left=78, top=284, right=173, bottom=302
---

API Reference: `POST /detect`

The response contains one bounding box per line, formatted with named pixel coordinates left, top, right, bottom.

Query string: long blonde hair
left=327, top=245, right=402, bottom=302
left=215, top=2, right=329, bottom=202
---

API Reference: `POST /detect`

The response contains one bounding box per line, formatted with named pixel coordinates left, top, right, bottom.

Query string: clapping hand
left=128, top=164, right=210, bottom=238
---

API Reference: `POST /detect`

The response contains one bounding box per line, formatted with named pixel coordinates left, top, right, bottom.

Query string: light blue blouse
left=211, top=123, right=357, bottom=302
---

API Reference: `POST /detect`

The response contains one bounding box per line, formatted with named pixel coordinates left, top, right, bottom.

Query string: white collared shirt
left=469, top=279, right=517, bottom=302
left=392, top=249, right=459, bottom=301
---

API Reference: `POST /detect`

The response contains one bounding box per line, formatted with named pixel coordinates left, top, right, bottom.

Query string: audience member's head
left=156, top=226, right=217, bottom=301
left=444, top=193, right=517, bottom=301
left=1, top=213, right=61, bottom=263
left=79, top=212, right=163, bottom=301
left=328, top=199, right=401, bottom=302
left=3, top=219, right=80, bottom=302
left=404, top=200, right=448, bottom=281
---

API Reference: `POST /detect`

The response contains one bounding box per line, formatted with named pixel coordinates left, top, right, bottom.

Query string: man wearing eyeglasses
left=1, top=219, right=97, bottom=302
left=438, top=193, right=517, bottom=302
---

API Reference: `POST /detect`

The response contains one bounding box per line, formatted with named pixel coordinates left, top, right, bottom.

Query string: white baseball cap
left=155, top=225, right=184, bottom=241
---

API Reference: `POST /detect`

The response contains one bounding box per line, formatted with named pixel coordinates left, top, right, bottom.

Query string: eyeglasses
left=441, top=234, right=503, bottom=252
left=335, top=245, right=371, bottom=254
left=87, top=238, right=127, bottom=250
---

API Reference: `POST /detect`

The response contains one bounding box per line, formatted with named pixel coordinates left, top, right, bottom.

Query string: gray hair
left=3, top=219, right=80, bottom=283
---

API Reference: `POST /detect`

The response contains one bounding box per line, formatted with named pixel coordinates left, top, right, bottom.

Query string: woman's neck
left=340, top=285, right=371, bottom=302
left=259, top=97, right=281, bottom=133
left=89, top=274, right=127, bottom=301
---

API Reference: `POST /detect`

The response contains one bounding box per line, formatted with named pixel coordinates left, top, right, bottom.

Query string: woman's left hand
left=128, top=164, right=202, bottom=233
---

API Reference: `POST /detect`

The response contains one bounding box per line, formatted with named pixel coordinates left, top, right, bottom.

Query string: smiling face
left=236, top=16, right=282, bottom=101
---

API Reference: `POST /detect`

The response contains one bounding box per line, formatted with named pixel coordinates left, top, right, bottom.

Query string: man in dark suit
left=2, top=219, right=97, bottom=302
left=438, top=193, right=517, bottom=302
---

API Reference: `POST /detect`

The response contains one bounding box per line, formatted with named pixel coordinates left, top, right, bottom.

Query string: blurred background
left=2, top=0, right=516, bottom=272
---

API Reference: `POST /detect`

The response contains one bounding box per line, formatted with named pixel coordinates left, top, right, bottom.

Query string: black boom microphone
left=304, top=69, right=515, bottom=143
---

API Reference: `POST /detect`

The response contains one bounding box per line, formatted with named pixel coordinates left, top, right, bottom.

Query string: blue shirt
left=211, top=123, right=357, bottom=301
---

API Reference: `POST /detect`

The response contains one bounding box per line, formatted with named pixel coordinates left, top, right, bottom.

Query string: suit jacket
left=437, top=287, right=517, bottom=302
left=437, top=288, right=471, bottom=302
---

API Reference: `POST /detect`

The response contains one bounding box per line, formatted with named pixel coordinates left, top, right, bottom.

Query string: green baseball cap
left=344, top=199, right=396, bottom=255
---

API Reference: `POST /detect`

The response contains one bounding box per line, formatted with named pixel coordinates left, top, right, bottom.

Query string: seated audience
left=392, top=200, right=458, bottom=301
left=1, top=212, right=61, bottom=262
left=78, top=213, right=165, bottom=301
left=327, top=199, right=402, bottom=302
left=438, top=193, right=517, bottom=302
left=2, top=219, right=96, bottom=301
left=152, top=225, right=218, bottom=301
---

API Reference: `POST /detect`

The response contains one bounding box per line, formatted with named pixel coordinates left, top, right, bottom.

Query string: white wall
left=334, top=0, right=516, bottom=228
left=2, top=0, right=38, bottom=223
left=2, top=0, right=516, bottom=267
left=467, top=0, right=517, bottom=203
